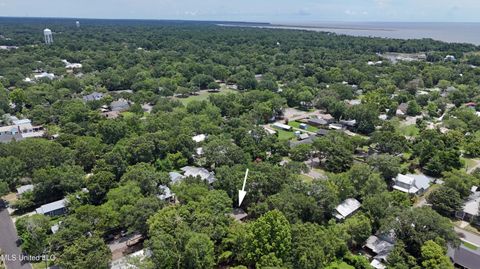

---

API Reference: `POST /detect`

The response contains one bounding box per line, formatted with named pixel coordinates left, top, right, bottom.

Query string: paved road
left=0, top=207, right=31, bottom=269
left=455, top=227, right=480, bottom=246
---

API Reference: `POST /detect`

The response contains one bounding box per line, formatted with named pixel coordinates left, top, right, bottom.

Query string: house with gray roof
left=448, top=245, right=480, bottom=269
left=169, top=172, right=183, bottom=184
left=392, top=174, right=432, bottom=195
left=83, top=92, right=104, bottom=102
left=307, top=118, right=328, bottom=127
left=335, top=198, right=361, bottom=220
left=35, top=199, right=67, bottom=217
left=180, top=166, right=217, bottom=184
left=157, top=185, right=175, bottom=202
left=110, top=98, right=131, bottom=112
left=16, top=184, right=34, bottom=197
left=456, top=190, right=480, bottom=224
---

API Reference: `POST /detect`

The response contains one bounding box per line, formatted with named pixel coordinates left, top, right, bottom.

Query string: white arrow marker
left=238, top=168, right=249, bottom=206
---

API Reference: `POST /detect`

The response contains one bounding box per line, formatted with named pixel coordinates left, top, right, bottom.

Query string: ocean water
left=251, top=22, right=480, bottom=45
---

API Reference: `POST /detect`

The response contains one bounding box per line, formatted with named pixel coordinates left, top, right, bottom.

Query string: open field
left=174, top=87, right=237, bottom=105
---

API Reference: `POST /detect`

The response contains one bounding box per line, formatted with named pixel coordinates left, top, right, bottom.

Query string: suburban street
left=455, top=227, right=480, bottom=246
left=0, top=207, right=31, bottom=269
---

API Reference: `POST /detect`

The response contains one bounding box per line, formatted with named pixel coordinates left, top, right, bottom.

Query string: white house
left=392, top=174, right=432, bottom=195
left=272, top=122, right=292, bottom=131
left=0, top=118, right=44, bottom=143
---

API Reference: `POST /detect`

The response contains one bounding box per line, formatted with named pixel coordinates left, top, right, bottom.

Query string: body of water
left=238, top=22, right=480, bottom=45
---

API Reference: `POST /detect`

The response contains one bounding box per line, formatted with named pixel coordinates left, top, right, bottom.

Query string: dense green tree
left=16, top=214, right=50, bottom=256
left=420, top=240, right=454, bottom=269
left=0, top=156, right=25, bottom=190
left=57, top=236, right=111, bottom=269
left=382, top=207, right=459, bottom=256
left=245, top=210, right=291, bottom=266
left=427, top=186, right=463, bottom=217
left=442, top=169, right=478, bottom=198
left=184, top=233, right=215, bottom=269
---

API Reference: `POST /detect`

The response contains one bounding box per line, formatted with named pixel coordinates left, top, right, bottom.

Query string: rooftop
left=181, top=166, right=216, bottom=184
left=335, top=198, right=361, bottom=220
left=35, top=199, right=66, bottom=215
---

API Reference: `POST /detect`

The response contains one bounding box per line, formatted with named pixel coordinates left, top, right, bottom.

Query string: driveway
left=0, top=206, right=31, bottom=269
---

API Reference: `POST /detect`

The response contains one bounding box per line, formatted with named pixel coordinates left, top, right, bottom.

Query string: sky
left=0, top=0, right=479, bottom=23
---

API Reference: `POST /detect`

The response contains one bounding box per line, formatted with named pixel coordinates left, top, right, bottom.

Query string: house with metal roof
left=35, top=199, right=67, bottom=217
left=334, top=198, right=361, bottom=220
left=448, top=245, right=480, bottom=269
left=83, top=92, right=104, bottom=102
left=307, top=118, right=328, bottom=127
left=110, top=98, right=131, bottom=112
left=157, top=185, right=175, bottom=203
left=16, top=184, right=34, bottom=197
left=392, top=174, right=432, bottom=195
left=169, top=172, right=183, bottom=184
left=192, top=134, right=207, bottom=143
left=456, top=189, right=480, bottom=224
left=180, top=166, right=217, bottom=184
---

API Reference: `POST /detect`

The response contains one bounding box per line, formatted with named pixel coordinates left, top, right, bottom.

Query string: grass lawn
left=391, top=117, right=420, bottom=137
left=397, top=124, right=420, bottom=137
left=175, top=88, right=237, bottom=105
left=326, top=262, right=355, bottom=269
left=462, top=240, right=479, bottom=250
left=298, top=174, right=314, bottom=183
left=462, top=157, right=479, bottom=171
left=288, top=121, right=319, bottom=132
left=276, top=129, right=295, bottom=141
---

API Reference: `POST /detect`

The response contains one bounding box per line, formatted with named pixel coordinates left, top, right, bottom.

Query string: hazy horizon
left=1, top=0, right=480, bottom=23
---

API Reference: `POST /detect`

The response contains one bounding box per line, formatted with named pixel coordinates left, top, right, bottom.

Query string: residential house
left=340, top=119, right=357, bottom=129
left=35, top=72, right=55, bottom=80
left=316, top=129, right=329, bottom=136
left=317, top=113, right=335, bottom=123
left=157, top=185, right=175, bottom=203
left=334, top=198, right=361, bottom=220
left=346, top=99, right=362, bottom=106
left=229, top=208, right=248, bottom=222
left=35, top=199, right=67, bottom=217
left=169, top=172, right=183, bottom=184
left=101, top=111, right=121, bottom=119
left=83, top=92, right=104, bottom=102
left=444, top=55, right=456, bottom=62
left=307, top=118, right=328, bottom=127
left=364, top=235, right=395, bottom=268
left=180, top=166, right=217, bottom=184
left=297, top=133, right=310, bottom=140
left=192, top=134, right=207, bottom=143
left=110, top=98, right=131, bottom=112
left=392, top=174, right=432, bottom=195
left=456, top=189, right=480, bottom=225
left=448, top=245, right=480, bottom=269
left=61, top=59, right=82, bottom=69
left=329, top=123, right=344, bottom=130
left=272, top=122, right=292, bottom=131
left=16, top=184, right=34, bottom=198
left=396, top=103, right=408, bottom=117
left=263, top=126, right=277, bottom=135
left=0, top=118, right=44, bottom=143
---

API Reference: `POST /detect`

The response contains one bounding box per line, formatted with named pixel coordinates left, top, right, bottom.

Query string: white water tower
left=76, top=21, right=80, bottom=28
left=44, top=28, right=53, bottom=45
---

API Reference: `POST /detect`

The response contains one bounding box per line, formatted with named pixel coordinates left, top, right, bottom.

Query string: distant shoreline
left=218, top=22, right=480, bottom=46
